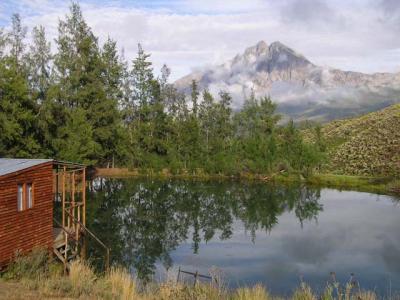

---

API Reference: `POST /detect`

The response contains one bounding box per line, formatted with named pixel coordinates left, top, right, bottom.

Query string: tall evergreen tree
left=0, top=16, right=40, bottom=157
left=25, top=26, right=53, bottom=156
left=190, top=80, right=199, bottom=116
left=52, top=3, right=122, bottom=164
left=131, top=44, right=155, bottom=108
left=26, top=26, right=52, bottom=103
left=9, top=13, right=27, bottom=68
left=0, top=29, right=8, bottom=58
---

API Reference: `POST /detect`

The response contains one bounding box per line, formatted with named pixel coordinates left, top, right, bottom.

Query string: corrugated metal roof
left=0, top=158, right=54, bottom=177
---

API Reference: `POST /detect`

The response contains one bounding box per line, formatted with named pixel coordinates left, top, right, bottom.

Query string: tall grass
left=1, top=249, right=382, bottom=300
left=69, top=259, right=97, bottom=296
left=233, top=284, right=270, bottom=300
left=105, top=267, right=137, bottom=300
left=292, top=284, right=316, bottom=300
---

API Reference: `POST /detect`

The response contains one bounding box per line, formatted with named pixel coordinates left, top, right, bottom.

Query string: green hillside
left=306, top=104, right=400, bottom=177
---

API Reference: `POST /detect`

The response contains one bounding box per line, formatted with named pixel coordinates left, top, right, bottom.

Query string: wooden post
left=194, top=271, right=198, bottom=287
left=177, top=266, right=181, bottom=283
left=72, top=171, right=79, bottom=253
left=62, top=166, right=66, bottom=228
left=72, top=171, right=75, bottom=226
left=55, top=166, right=59, bottom=202
left=80, top=168, right=87, bottom=261
left=77, top=201, right=81, bottom=240
left=82, top=168, right=86, bottom=226
left=106, top=248, right=110, bottom=273
left=80, top=234, right=87, bottom=260
left=64, top=231, right=68, bottom=274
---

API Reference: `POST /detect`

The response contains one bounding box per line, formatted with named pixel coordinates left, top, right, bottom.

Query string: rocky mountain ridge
left=175, top=41, right=400, bottom=122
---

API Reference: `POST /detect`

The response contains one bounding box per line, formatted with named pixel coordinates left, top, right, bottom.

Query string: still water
left=85, top=178, right=400, bottom=295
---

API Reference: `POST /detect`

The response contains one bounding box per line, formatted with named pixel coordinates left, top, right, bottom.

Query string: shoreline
left=95, top=167, right=399, bottom=196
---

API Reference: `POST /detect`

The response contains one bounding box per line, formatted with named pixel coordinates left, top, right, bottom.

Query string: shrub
left=3, top=247, right=49, bottom=280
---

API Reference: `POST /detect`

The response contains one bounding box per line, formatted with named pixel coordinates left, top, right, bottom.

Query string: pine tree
left=131, top=44, right=155, bottom=108
left=53, top=108, right=100, bottom=164
left=0, top=28, right=8, bottom=58
left=52, top=3, right=123, bottom=164
left=26, top=26, right=52, bottom=104
left=102, top=37, right=123, bottom=102
left=199, top=90, right=215, bottom=161
left=9, top=13, right=27, bottom=68
left=25, top=25, right=54, bottom=157
left=190, top=80, right=199, bottom=116
left=0, top=18, right=40, bottom=157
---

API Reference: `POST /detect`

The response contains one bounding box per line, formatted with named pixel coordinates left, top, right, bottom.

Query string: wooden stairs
left=53, top=227, right=79, bottom=271
left=53, top=213, right=110, bottom=273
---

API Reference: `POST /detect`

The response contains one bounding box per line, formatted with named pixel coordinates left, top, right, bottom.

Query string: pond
left=85, top=178, right=400, bottom=296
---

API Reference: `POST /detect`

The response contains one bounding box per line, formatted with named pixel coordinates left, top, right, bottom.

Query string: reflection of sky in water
left=156, top=189, right=400, bottom=295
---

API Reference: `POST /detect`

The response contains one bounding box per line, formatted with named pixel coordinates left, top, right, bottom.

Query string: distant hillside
left=305, top=104, right=400, bottom=176
left=175, top=41, right=400, bottom=122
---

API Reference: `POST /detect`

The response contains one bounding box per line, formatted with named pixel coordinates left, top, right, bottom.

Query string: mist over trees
left=0, top=3, right=324, bottom=176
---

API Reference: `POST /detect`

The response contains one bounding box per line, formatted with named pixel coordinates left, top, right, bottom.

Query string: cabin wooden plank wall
left=0, top=163, right=54, bottom=267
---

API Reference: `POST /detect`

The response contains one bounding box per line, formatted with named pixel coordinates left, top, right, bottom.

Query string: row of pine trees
left=0, top=3, right=325, bottom=176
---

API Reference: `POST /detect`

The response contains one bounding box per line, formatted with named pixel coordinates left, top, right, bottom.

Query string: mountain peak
left=235, top=40, right=313, bottom=71
left=241, top=40, right=269, bottom=59
left=174, top=40, right=399, bottom=123
left=255, top=40, right=268, bottom=50
left=268, top=41, right=311, bottom=63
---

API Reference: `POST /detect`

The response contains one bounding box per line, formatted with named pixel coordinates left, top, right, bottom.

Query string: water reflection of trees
left=86, top=179, right=322, bottom=281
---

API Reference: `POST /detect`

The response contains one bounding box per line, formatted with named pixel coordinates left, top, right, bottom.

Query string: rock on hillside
left=175, top=41, right=400, bottom=122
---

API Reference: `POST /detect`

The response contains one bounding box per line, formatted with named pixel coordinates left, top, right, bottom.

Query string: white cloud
left=1, top=0, right=400, bottom=80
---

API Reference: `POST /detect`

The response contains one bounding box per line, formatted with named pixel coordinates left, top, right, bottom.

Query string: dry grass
left=233, top=284, right=270, bottom=300
left=68, top=259, right=97, bottom=297
left=103, top=267, right=137, bottom=300
left=292, top=284, right=317, bottom=300
left=0, top=251, right=383, bottom=300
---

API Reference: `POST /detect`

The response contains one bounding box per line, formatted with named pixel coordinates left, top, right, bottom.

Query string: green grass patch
left=306, top=174, right=394, bottom=194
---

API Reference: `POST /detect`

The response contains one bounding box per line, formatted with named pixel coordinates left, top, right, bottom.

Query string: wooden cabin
left=0, top=158, right=108, bottom=272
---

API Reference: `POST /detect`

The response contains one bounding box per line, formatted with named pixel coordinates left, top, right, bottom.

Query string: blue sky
left=1, top=0, right=399, bottom=80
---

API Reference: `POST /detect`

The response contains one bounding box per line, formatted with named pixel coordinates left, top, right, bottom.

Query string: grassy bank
left=303, top=104, right=400, bottom=178
left=1, top=249, right=379, bottom=300
left=95, top=167, right=400, bottom=196
left=305, top=174, right=396, bottom=194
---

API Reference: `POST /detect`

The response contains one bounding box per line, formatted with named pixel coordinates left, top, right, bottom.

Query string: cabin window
left=26, top=183, right=33, bottom=209
left=17, top=184, right=23, bottom=211
left=17, top=183, right=34, bottom=211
